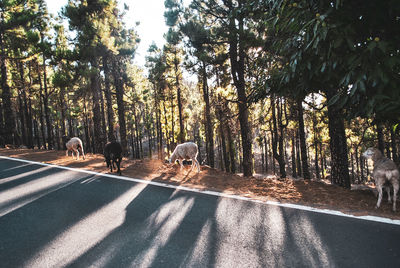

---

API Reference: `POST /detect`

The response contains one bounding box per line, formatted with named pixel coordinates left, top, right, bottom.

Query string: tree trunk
left=264, top=136, right=269, bottom=173
left=99, top=84, right=107, bottom=143
left=19, top=61, right=33, bottom=148
left=34, top=118, right=40, bottom=148
left=163, top=100, right=170, bottom=155
left=174, top=49, right=185, bottom=143
left=217, top=102, right=229, bottom=172
left=18, top=91, right=27, bottom=146
left=228, top=7, right=252, bottom=176
left=102, top=54, right=115, bottom=141
left=0, top=29, right=15, bottom=144
left=271, top=98, right=286, bottom=178
left=154, top=85, right=163, bottom=159
left=297, top=99, right=311, bottom=179
left=320, top=143, right=325, bottom=179
left=291, top=133, right=297, bottom=178
left=312, top=112, right=320, bottom=180
left=41, top=51, right=53, bottom=150
left=326, top=89, right=351, bottom=189
left=0, top=100, right=3, bottom=147
left=227, top=124, right=236, bottom=173
left=90, top=59, right=106, bottom=154
left=111, top=59, right=127, bottom=155
left=202, top=64, right=214, bottom=168
left=59, top=86, right=67, bottom=149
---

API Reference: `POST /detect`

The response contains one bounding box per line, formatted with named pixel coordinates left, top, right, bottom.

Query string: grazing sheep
left=104, top=141, right=122, bottom=175
left=362, top=147, right=399, bottom=212
left=66, top=137, right=85, bottom=160
left=169, top=142, right=200, bottom=173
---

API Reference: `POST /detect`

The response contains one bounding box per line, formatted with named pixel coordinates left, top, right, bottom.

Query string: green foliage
left=262, top=0, right=400, bottom=122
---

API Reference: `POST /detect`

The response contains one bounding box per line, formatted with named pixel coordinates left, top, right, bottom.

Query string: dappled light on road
left=1, top=158, right=399, bottom=268
left=0, top=167, right=85, bottom=217
left=23, top=183, right=148, bottom=268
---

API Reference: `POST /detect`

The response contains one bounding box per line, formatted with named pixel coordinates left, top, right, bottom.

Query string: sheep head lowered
left=65, top=137, right=85, bottom=160
left=169, top=142, right=200, bottom=173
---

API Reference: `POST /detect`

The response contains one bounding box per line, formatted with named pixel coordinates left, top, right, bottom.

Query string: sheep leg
left=116, top=158, right=121, bottom=175
left=66, top=149, right=69, bottom=157
left=393, top=182, right=399, bottom=212
left=193, top=158, right=200, bottom=173
left=81, top=147, right=85, bottom=160
left=190, top=159, right=194, bottom=171
left=385, top=185, right=391, bottom=204
left=179, top=160, right=184, bottom=171
left=376, top=183, right=383, bottom=209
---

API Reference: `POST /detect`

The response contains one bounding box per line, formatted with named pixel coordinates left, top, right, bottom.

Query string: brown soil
left=1, top=148, right=400, bottom=220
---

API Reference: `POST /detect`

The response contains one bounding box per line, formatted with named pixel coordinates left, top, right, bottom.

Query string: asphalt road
left=0, top=157, right=400, bottom=268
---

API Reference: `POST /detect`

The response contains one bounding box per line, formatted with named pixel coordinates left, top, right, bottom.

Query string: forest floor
left=1, top=148, right=400, bottom=220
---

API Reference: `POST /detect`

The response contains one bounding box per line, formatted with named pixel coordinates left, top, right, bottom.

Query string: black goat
left=104, top=141, right=122, bottom=175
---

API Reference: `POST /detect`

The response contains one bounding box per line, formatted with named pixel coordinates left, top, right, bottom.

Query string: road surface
left=0, top=157, right=399, bottom=268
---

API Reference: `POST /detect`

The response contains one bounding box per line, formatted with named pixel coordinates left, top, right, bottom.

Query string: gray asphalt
left=0, top=157, right=399, bottom=268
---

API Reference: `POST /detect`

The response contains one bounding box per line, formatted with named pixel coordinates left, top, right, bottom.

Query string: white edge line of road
left=1, top=155, right=400, bottom=226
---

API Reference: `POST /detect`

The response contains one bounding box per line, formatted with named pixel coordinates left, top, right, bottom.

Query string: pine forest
left=1, top=0, right=399, bottom=190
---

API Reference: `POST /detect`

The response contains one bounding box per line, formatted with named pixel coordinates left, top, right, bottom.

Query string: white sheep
left=363, top=147, right=399, bottom=212
left=66, top=137, right=85, bottom=160
left=169, top=142, right=200, bottom=173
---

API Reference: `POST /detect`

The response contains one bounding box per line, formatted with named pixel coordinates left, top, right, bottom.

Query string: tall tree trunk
left=227, top=124, right=236, bottom=173
left=174, top=49, right=185, bottom=143
left=154, top=85, right=163, bottom=159
left=264, top=135, right=269, bottom=173
left=320, top=143, right=325, bottom=179
left=41, top=51, right=53, bottom=150
left=18, top=92, right=27, bottom=146
left=112, top=59, right=127, bottom=154
left=90, top=59, right=105, bottom=153
left=271, top=97, right=286, bottom=178
left=59, top=86, right=67, bottom=149
left=296, top=131, right=302, bottom=176
left=19, top=61, right=33, bottom=148
left=0, top=100, right=3, bottom=147
left=291, top=133, right=297, bottom=178
left=312, top=112, right=320, bottom=180
left=163, top=100, right=170, bottom=155
left=99, top=84, right=107, bottom=143
left=0, top=29, right=15, bottom=144
left=202, top=64, right=214, bottom=168
left=102, top=54, right=115, bottom=141
left=297, top=99, right=311, bottom=179
left=326, top=89, right=351, bottom=189
left=228, top=5, right=252, bottom=176
left=217, top=103, right=229, bottom=172
left=34, top=118, right=40, bottom=148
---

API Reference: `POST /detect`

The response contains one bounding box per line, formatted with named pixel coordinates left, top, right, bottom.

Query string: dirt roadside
left=1, top=148, right=399, bottom=220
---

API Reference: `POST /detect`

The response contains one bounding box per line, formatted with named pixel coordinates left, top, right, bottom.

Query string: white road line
left=1, top=155, right=400, bottom=226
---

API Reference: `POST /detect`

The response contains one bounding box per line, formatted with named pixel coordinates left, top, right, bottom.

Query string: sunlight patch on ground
left=131, top=196, right=195, bottom=268
left=289, top=215, right=333, bottom=267
left=0, top=166, right=51, bottom=185
left=0, top=170, right=82, bottom=217
left=23, top=183, right=148, bottom=268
